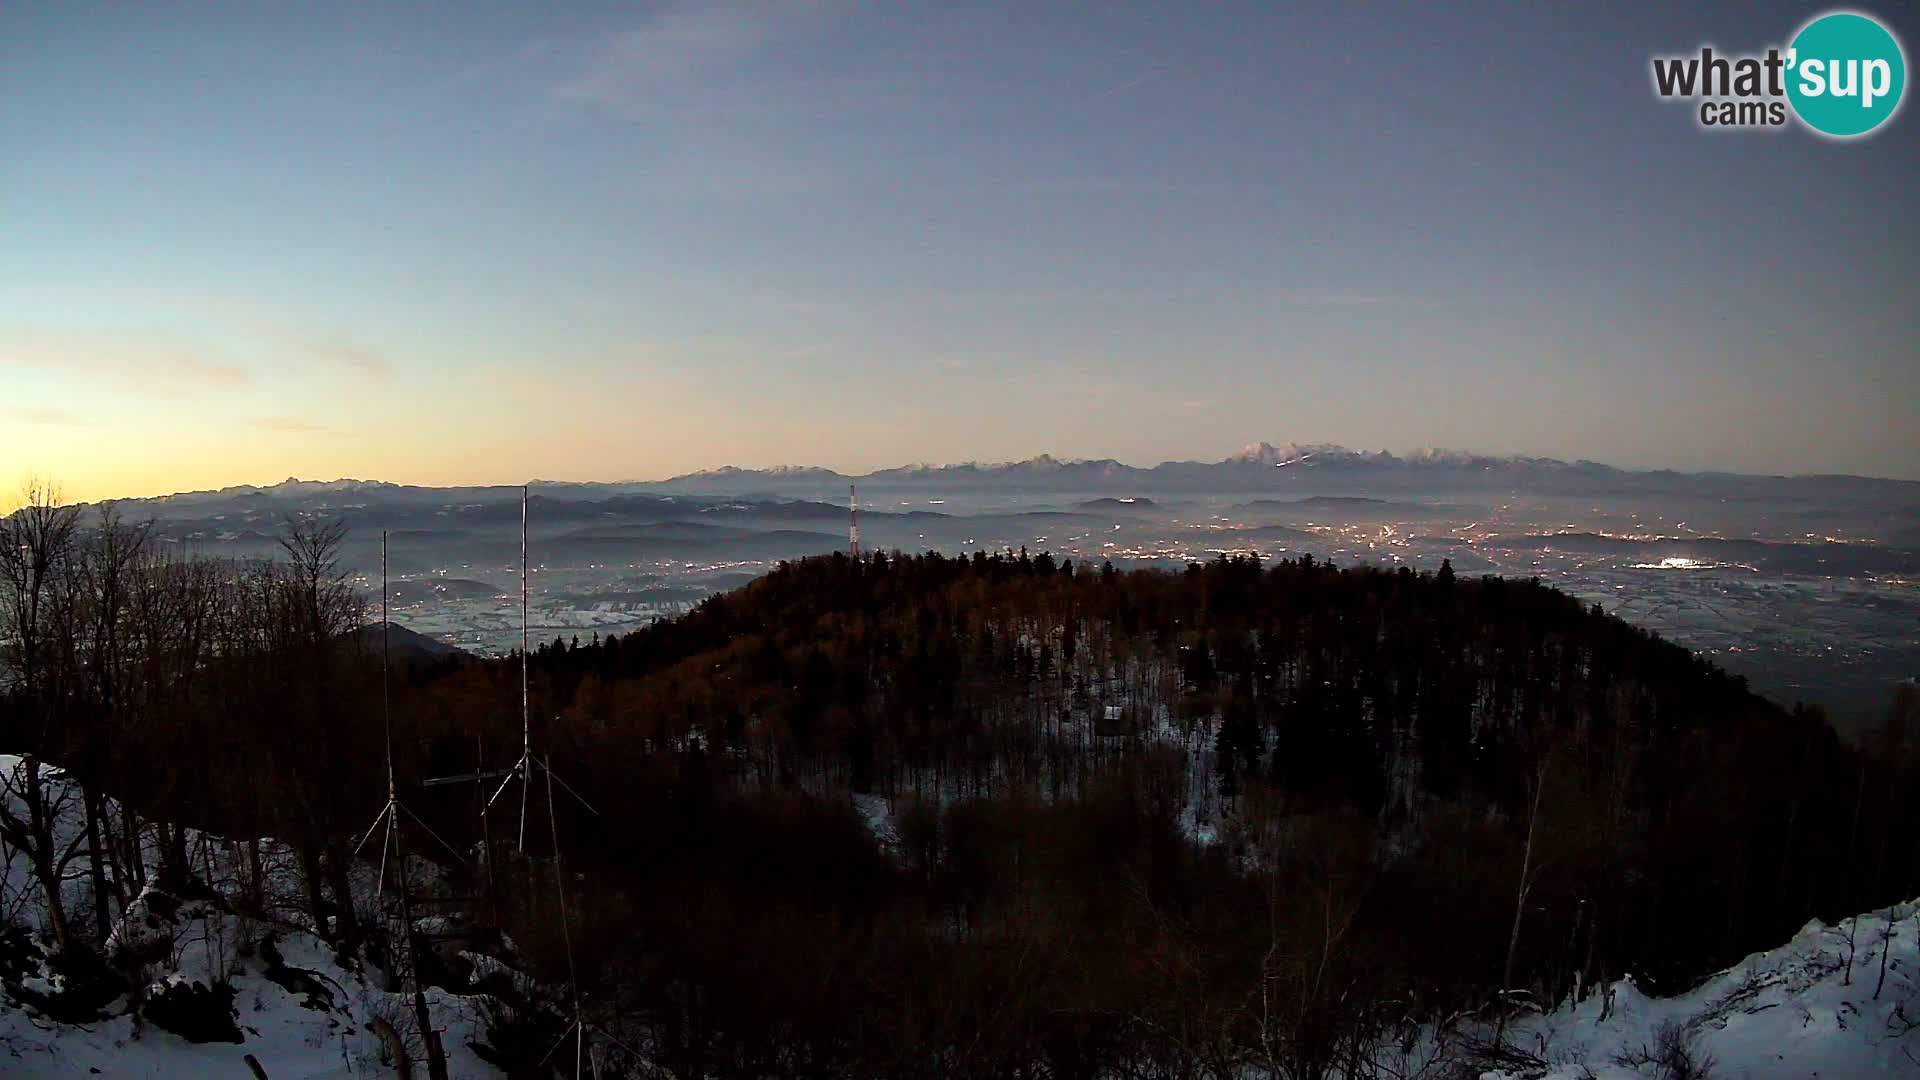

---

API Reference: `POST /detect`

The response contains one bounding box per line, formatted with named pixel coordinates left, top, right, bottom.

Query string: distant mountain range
left=45, top=444, right=1920, bottom=512
left=653, top=443, right=1919, bottom=500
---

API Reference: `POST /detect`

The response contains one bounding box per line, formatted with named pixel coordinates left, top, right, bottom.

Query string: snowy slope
left=0, top=754, right=507, bottom=1079
left=0, top=916, right=503, bottom=1079
left=1481, top=904, right=1920, bottom=1079
left=9, top=748, right=1918, bottom=1078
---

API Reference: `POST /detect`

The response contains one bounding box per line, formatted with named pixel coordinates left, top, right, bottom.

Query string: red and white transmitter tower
left=848, top=483, right=861, bottom=559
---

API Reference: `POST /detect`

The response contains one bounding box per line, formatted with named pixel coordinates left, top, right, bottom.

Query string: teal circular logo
left=1787, top=12, right=1907, bottom=137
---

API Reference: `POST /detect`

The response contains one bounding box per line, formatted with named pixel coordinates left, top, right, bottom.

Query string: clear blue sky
left=3, top=2, right=1915, bottom=500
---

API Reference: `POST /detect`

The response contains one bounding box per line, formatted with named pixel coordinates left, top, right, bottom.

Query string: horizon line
left=16, top=442, right=1918, bottom=509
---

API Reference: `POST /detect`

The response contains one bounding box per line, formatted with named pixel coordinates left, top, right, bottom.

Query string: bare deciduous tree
left=0, top=477, right=84, bottom=949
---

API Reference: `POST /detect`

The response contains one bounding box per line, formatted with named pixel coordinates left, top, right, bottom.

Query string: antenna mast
left=356, top=530, right=463, bottom=873
left=520, top=486, right=530, bottom=843
left=477, top=484, right=607, bottom=1078
left=848, top=483, right=861, bottom=559
left=485, top=485, right=596, bottom=851
left=383, top=532, right=394, bottom=799
left=353, top=530, right=457, bottom=1080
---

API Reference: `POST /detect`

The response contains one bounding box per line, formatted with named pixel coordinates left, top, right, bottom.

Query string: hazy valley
left=121, top=446, right=1920, bottom=735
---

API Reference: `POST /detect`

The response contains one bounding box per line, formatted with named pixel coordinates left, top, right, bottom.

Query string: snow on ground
left=1, top=916, right=503, bottom=1079
left=851, top=792, right=898, bottom=854
left=843, top=692, right=1235, bottom=855
left=11, top=749, right=1920, bottom=1078
left=1481, top=903, right=1920, bottom=1079
left=0, top=754, right=507, bottom=1079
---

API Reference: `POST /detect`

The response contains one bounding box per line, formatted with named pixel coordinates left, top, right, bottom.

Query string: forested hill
left=523, top=549, right=1793, bottom=821
left=419, top=553, right=1915, bottom=1013
left=533, top=549, right=1776, bottom=819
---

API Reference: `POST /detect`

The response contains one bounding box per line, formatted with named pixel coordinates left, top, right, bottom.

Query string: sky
left=2, top=1, right=1916, bottom=502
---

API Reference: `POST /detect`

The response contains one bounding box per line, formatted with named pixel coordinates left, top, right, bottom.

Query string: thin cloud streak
left=137, top=291, right=398, bottom=382
left=553, top=0, right=840, bottom=105
left=0, top=329, right=252, bottom=393
left=2, top=407, right=93, bottom=428
left=1282, top=290, right=1448, bottom=309
left=309, top=341, right=391, bottom=379
left=1090, top=61, right=1166, bottom=101
left=251, top=416, right=336, bottom=435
